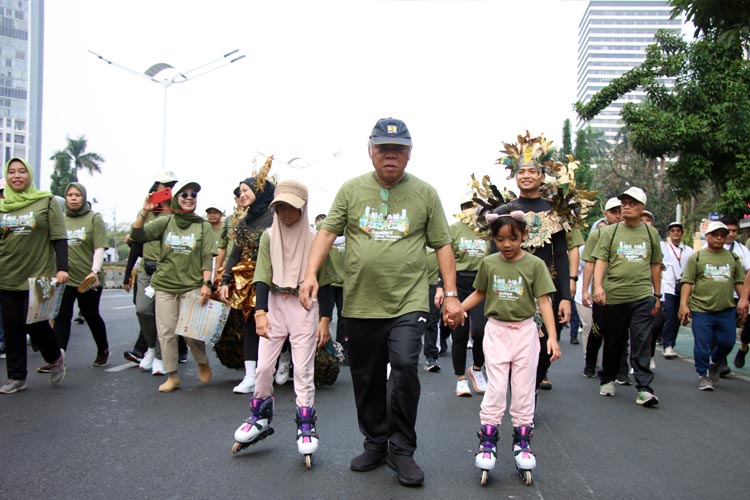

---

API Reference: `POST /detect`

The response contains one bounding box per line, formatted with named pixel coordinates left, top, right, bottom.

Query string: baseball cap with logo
left=369, top=118, right=412, bottom=146
left=604, top=197, right=621, bottom=211
left=617, top=186, right=647, bottom=205
left=705, top=221, right=729, bottom=235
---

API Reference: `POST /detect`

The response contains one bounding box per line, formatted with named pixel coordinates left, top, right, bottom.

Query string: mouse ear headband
left=485, top=210, right=525, bottom=224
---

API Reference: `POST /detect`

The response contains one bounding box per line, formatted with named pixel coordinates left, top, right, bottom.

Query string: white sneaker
left=662, top=346, right=677, bottom=359
left=275, top=351, right=291, bottom=385
left=151, top=358, right=165, bottom=376
left=649, top=358, right=656, bottom=370
left=599, top=381, right=616, bottom=397
left=456, top=378, right=472, bottom=397
left=467, top=338, right=474, bottom=350
left=139, top=348, right=155, bottom=371
left=467, top=367, right=487, bottom=394
left=233, top=374, right=256, bottom=394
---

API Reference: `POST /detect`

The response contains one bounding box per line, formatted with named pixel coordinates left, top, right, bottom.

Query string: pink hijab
left=268, top=180, right=314, bottom=289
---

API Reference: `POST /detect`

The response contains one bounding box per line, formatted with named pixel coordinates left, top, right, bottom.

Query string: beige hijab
left=268, top=180, right=314, bottom=289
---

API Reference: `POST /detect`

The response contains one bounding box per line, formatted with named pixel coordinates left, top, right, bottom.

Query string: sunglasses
left=180, top=191, right=198, bottom=199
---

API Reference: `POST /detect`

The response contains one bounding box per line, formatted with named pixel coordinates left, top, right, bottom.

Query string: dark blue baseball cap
left=370, top=117, right=412, bottom=146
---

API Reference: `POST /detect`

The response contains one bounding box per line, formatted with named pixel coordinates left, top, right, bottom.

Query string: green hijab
left=64, top=182, right=92, bottom=217
left=169, top=181, right=205, bottom=229
left=0, top=158, right=51, bottom=213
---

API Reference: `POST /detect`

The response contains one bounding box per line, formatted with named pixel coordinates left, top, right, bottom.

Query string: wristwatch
left=570, top=276, right=579, bottom=282
left=203, top=280, right=213, bottom=287
left=444, top=291, right=459, bottom=298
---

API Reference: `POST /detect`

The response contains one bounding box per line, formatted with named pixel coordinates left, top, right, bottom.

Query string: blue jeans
left=570, top=302, right=580, bottom=339
left=691, top=308, right=736, bottom=376
left=662, top=294, right=680, bottom=348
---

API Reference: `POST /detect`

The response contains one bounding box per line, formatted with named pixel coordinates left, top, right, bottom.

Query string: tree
left=49, top=152, right=76, bottom=197
left=670, top=0, right=750, bottom=44
left=49, top=135, right=105, bottom=183
left=575, top=29, right=750, bottom=215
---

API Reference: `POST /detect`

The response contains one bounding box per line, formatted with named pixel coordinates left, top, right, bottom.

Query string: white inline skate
left=475, top=424, right=498, bottom=486
left=513, top=425, right=536, bottom=485
left=295, top=406, right=319, bottom=469
left=232, top=397, right=274, bottom=455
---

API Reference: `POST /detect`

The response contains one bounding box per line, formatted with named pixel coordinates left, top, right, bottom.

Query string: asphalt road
left=1, top=289, right=747, bottom=500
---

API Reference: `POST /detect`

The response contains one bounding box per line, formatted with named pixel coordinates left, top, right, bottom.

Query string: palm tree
left=49, top=135, right=105, bottom=182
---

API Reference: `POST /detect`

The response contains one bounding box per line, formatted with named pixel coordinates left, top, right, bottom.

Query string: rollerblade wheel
left=480, top=470, right=488, bottom=486
left=522, top=470, right=532, bottom=486
left=305, top=454, right=312, bottom=469
left=232, top=442, right=244, bottom=455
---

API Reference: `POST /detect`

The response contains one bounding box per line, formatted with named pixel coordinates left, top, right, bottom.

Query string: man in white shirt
left=660, top=222, right=694, bottom=358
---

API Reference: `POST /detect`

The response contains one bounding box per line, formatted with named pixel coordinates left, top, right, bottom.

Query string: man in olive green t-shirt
left=592, top=187, right=662, bottom=407
left=299, top=118, right=463, bottom=487
left=679, top=221, right=746, bottom=390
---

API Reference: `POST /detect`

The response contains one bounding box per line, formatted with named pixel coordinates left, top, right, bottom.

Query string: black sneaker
left=74, top=316, right=85, bottom=325
left=0, top=343, right=5, bottom=359
left=582, top=366, right=596, bottom=378
left=734, top=348, right=748, bottom=369
left=386, top=453, right=424, bottom=487
left=539, top=377, right=552, bottom=390
left=719, top=363, right=732, bottom=378
left=178, top=352, right=188, bottom=364
left=93, top=350, right=110, bottom=367
left=123, top=350, right=143, bottom=364
left=350, top=449, right=387, bottom=472
left=424, top=358, right=440, bottom=372
left=570, top=337, right=580, bottom=345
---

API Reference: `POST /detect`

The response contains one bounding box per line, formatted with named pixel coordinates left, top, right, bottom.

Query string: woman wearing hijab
left=0, top=158, right=68, bottom=394
left=47, top=183, right=109, bottom=367
left=218, top=176, right=275, bottom=393
left=131, top=181, right=216, bottom=392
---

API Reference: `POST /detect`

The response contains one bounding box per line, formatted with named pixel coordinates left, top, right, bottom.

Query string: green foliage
left=671, top=0, right=750, bottom=44
left=49, top=152, right=76, bottom=197
left=49, top=135, right=105, bottom=186
left=575, top=29, right=750, bottom=215
left=561, top=119, right=572, bottom=157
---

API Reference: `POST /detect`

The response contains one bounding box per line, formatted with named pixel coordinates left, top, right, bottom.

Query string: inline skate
left=295, top=406, right=318, bottom=469
left=475, top=424, right=498, bottom=486
left=232, top=397, right=274, bottom=454
left=513, top=425, right=535, bottom=485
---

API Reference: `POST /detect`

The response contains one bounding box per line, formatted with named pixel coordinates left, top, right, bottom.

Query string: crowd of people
left=1, top=118, right=749, bottom=489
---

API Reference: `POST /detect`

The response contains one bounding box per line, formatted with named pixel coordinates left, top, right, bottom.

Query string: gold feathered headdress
left=498, top=131, right=556, bottom=179
left=253, top=155, right=274, bottom=193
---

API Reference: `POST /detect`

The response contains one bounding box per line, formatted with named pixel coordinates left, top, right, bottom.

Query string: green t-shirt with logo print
left=320, top=172, right=452, bottom=319
left=0, top=196, right=67, bottom=291
left=592, top=222, right=663, bottom=304
left=131, top=215, right=216, bottom=295
left=473, top=252, right=556, bottom=322
left=450, top=221, right=489, bottom=272
left=680, top=249, right=744, bottom=313
left=65, top=211, right=108, bottom=287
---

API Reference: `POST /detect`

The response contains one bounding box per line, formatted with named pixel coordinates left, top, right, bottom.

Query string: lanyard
left=668, top=242, right=683, bottom=268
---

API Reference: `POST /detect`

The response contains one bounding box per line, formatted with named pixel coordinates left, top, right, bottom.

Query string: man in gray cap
left=592, top=187, right=663, bottom=407
left=300, top=117, right=463, bottom=487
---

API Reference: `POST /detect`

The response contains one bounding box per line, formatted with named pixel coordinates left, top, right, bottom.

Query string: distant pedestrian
left=660, top=221, right=693, bottom=359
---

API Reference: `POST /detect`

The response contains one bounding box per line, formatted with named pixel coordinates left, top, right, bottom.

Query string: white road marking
left=113, top=305, right=135, bottom=310
left=105, top=363, right=138, bottom=372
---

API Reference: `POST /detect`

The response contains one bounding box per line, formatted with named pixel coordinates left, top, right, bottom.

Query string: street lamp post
left=88, top=49, right=246, bottom=169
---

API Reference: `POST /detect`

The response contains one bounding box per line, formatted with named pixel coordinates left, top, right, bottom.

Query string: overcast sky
left=41, top=0, right=591, bottom=226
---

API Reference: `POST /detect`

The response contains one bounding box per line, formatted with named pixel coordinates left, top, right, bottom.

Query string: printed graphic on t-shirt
left=617, top=241, right=647, bottom=262
left=704, top=263, right=731, bottom=282
left=359, top=206, right=410, bottom=240
left=492, top=275, right=525, bottom=301
left=458, top=237, right=487, bottom=257
left=164, top=231, right=196, bottom=254
left=333, top=242, right=345, bottom=253
left=1, top=211, right=36, bottom=235
left=67, top=227, right=86, bottom=246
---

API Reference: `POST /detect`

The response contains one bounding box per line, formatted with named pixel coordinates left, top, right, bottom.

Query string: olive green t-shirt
left=327, top=237, right=345, bottom=287
left=130, top=211, right=164, bottom=273
left=681, top=249, right=744, bottom=313
left=320, top=172, right=452, bottom=318
left=209, top=223, right=223, bottom=252
left=65, top=211, right=108, bottom=287
left=132, top=215, right=216, bottom=294
left=581, top=227, right=602, bottom=263
left=0, top=196, right=67, bottom=291
left=473, top=252, right=556, bottom=322
left=451, top=221, right=489, bottom=272
left=426, top=247, right=439, bottom=286
left=592, top=222, right=662, bottom=304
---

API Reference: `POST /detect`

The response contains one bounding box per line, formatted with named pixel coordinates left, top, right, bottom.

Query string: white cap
left=204, top=202, right=224, bottom=214
left=154, top=170, right=178, bottom=184
left=642, top=210, right=655, bottom=221
left=604, top=197, right=621, bottom=211
left=705, top=221, right=729, bottom=235
left=618, top=186, right=647, bottom=205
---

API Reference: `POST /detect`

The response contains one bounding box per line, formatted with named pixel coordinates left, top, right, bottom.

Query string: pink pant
left=480, top=316, right=540, bottom=427
left=254, top=291, right=318, bottom=407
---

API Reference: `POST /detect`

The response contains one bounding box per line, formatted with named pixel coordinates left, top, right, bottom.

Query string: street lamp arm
left=176, top=50, right=246, bottom=82
left=88, top=49, right=156, bottom=83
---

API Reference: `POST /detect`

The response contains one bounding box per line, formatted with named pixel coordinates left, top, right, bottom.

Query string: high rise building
left=576, top=0, right=683, bottom=144
left=0, top=0, right=43, bottom=180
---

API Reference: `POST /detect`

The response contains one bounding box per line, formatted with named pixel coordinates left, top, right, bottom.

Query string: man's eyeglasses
left=619, top=199, right=639, bottom=207
left=180, top=191, right=198, bottom=199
